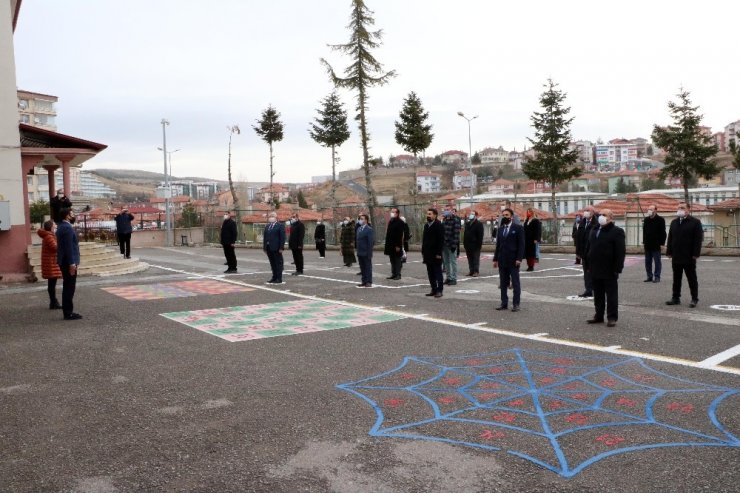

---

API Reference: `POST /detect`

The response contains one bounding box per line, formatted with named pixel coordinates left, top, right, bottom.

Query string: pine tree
left=651, top=89, right=719, bottom=205
left=253, top=106, right=285, bottom=207
left=395, top=91, right=433, bottom=200
left=321, top=0, right=396, bottom=223
left=309, top=91, right=350, bottom=239
left=523, top=79, right=581, bottom=241
left=297, top=190, right=309, bottom=209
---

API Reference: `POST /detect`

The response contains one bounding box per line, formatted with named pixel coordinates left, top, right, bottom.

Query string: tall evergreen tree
left=321, top=0, right=396, bottom=223
left=253, top=105, right=285, bottom=207
left=394, top=91, right=434, bottom=199
left=309, top=91, right=351, bottom=240
left=651, top=89, right=719, bottom=205
left=523, top=79, right=581, bottom=241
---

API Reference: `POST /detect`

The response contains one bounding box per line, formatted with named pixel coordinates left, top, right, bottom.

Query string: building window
left=27, top=176, right=33, bottom=186
left=20, top=114, right=30, bottom=123
left=28, top=192, right=34, bottom=203
left=34, top=99, right=55, bottom=113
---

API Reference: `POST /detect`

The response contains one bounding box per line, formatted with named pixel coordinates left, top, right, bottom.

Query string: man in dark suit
left=220, top=211, right=238, bottom=273
left=56, top=207, right=82, bottom=320
left=50, top=188, right=72, bottom=223
left=665, top=203, right=703, bottom=307
left=422, top=208, right=445, bottom=298
left=288, top=212, right=306, bottom=275
left=115, top=207, right=135, bottom=259
left=576, top=205, right=599, bottom=297
left=463, top=210, right=484, bottom=277
left=493, top=208, right=525, bottom=312
left=356, top=214, right=375, bottom=287
left=384, top=207, right=405, bottom=280
left=263, top=211, right=286, bottom=284
left=642, top=204, right=666, bottom=283
left=314, top=220, right=326, bottom=258
left=586, top=209, right=626, bottom=327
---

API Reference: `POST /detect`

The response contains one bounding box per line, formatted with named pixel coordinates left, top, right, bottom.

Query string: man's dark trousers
left=118, top=233, right=131, bottom=257
left=593, top=278, right=618, bottom=321
left=466, top=249, right=481, bottom=274
left=389, top=254, right=402, bottom=277
left=645, top=249, right=661, bottom=280
left=267, top=250, right=284, bottom=282
left=672, top=261, right=698, bottom=301
left=291, top=248, right=304, bottom=273
left=223, top=244, right=237, bottom=271
left=358, top=255, right=373, bottom=285
left=426, top=262, right=443, bottom=294
left=498, top=264, right=521, bottom=307
left=61, top=264, right=77, bottom=318
left=582, top=264, right=593, bottom=295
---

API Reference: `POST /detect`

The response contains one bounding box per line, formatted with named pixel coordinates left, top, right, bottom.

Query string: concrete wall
left=131, top=227, right=205, bottom=248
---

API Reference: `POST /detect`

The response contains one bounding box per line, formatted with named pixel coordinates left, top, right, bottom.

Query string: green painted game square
left=256, top=328, right=296, bottom=337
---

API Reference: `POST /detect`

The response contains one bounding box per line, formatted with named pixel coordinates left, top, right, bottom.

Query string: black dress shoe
left=578, top=292, right=593, bottom=298
left=224, top=269, right=237, bottom=274
left=434, top=292, right=443, bottom=298
left=495, top=305, right=508, bottom=311
left=689, top=299, right=698, bottom=308
left=291, top=272, right=301, bottom=276
left=511, top=305, right=520, bottom=312
left=526, top=267, right=534, bottom=272
left=392, top=276, right=401, bottom=280
left=356, top=272, right=362, bottom=275
left=665, top=299, right=680, bottom=306
left=425, top=292, right=435, bottom=296
left=49, top=302, right=62, bottom=310
left=64, top=313, right=83, bottom=320
left=586, top=318, right=604, bottom=324
left=643, top=278, right=653, bottom=282
left=386, top=276, right=396, bottom=279
left=606, top=320, right=617, bottom=327
left=448, top=280, right=457, bottom=285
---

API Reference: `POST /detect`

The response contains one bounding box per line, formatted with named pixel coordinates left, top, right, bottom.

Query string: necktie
left=597, top=228, right=601, bottom=238
left=504, top=226, right=509, bottom=237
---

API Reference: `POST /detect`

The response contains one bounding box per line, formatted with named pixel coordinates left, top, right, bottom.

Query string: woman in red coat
left=37, top=220, right=62, bottom=309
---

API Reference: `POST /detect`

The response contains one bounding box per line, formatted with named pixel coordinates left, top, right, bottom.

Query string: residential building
left=416, top=170, right=442, bottom=193
left=465, top=191, right=607, bottom=216
left=311, top=175, right=332, bottom=184
left=595, top=141, right=639, bottom=171
left=390, top=154, right=416, bottom=167
left=453, top=170, right=477, bottom=191
left=638, top=186, right=738, bottom=206
left=570, top=140, right=594, bottom=166
left=78, top=170, right=116, bottom=198
left=508, top=149, right=525, bottom=170
left=725, top=120, right=740, bottom=151
left=713, top=132, right=726, bottom=152
left=722, top=167, right=740, bottom=187
left=440, top=150, right=468, bottom=165
left=607, top=171, right=643, bottom=193
left=259, top=183, right=290, bottom=203
left=568, top=174, right=602, bottom=192
left=479, top=146, right=508, bottom=164
left=487, top=178, right=515, bottom=195
left=156, top=180, right=219, bottom=199
left=17, top=89, right=57, bottom=131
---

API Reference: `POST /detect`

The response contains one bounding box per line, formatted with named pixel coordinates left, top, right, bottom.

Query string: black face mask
left=426, top=217, right=433, bottom=223
left=69, top=216, right=76, bottom=224
left=500, top=217, right=511, bottom=225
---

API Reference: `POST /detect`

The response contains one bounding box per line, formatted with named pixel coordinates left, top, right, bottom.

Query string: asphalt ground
left=1, top=245, right=738, bottom=492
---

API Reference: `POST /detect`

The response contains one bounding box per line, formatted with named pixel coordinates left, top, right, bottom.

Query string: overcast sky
left=13, top=0, right=740, bottom=183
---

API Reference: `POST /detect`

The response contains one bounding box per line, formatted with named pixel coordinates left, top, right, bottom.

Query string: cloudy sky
left=13, top=0, right=740, bottom=183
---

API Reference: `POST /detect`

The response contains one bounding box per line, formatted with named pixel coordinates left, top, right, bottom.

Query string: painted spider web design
left=337, top=349, right=739, bottom=478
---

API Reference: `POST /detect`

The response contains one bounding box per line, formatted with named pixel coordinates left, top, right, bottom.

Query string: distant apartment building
left=416, top=170, right=442, bottom=193
left=311, top=175, right=332, bottom=184
left=156, top=180, right=219, bottom=199
left=570, top=140, right=595, bottom=166
left=17, top=89, right=57, bottom=131
left=440, top=150, right=468, bottom=165
left=453, top=170, right=477, bottom=191
left=79, top=171, right=116, bottom=198
left=725, top=120, right=740, bottom=151
left=390, top=154, right=417, bottom=167
left=471, top=191, right=607, bottom=216
left=723, top=167, right=740, bottom=187
left=479, top=146, right=508, bottom=164
left=508, top=150, right=525, bottom=170
left=487, top=178, right=515, bottom=195
left=595, top=141, right=639, bottom=171
left=259, top=184, right=290, bottom=203
left=713, top=132, right=726, bottom=152
left=638, top=186, right=738, bottom=206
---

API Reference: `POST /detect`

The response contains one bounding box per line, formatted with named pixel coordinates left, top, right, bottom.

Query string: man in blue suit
left=56, top=207, right=82, bottom=320
left=263, top=211, right=286, bottom=284
left=355, top=213, right=375, bottom=287
left=493, top=207, right=525, bottom=312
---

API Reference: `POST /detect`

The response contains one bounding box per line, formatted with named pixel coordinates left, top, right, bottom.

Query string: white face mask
left=285, top=221, right=291, bottom=226
left=317, top=221, right=322, bottom=225
left=676, top=210, right=686, bottom=218
left=647, top=210, right=655, bottom=217
left=468, top=214, right=475, bottom=220
left=358, top=219, right=366, bottom=226
left=500, top=205, right=506, bottom=211
left=583, top=211, right=592, bottom=219
left=268, top=217, right=277, bottom=223
left=390, top=212, right=397, bottom=219
left=223, top=215, right=230, bottom=220
left=598, top=215, right=608, bottom=226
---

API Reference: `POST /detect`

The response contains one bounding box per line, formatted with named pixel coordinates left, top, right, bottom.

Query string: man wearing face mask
left=642, top=204, right=666, bottom=283
left=314, top=219, right=326, bottom=258
left=288, top=212, right=305, bottom=275
left=340, top=217, right=357, bottom=267
left=356, top=214, right=375, bottom=287
left=572, top=214, right=582, bottom=265
left=263, top=211, right=286, bottom=283
left=493, top=208, right=525, bottom=311
left=422, top=208, right=445, bottom=298
left=442, top=204, right=461, bottom=285
left=576, top=205, right=598, bottom=297
left=384, top=207, right=405, bottom=280
left=56, top=208, right=82, bottom=320
left=585, top=209, right=625, bottom=327
left=463, top=210, right=484, bottom=277
left=665, top=203, right=703, bottom=307
left=220, top=211, right=238, bottom=273
left=50, top=188, right=72, bottom=223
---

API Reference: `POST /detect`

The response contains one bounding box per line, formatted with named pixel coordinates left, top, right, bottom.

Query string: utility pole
left=160, top=119, right=171, bottom=246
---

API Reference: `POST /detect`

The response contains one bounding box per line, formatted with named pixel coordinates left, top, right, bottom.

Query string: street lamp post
left=457, top=111, right=478, bottom=202
left=158, top=146, right=180, bottom=244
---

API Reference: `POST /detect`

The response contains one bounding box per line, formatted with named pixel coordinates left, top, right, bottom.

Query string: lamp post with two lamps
left=457, top=111, right=478, bottom=200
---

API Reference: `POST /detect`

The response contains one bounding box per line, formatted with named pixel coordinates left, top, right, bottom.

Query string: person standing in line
left=289, top=212, right=305, bottom=276
left=220, top=211, right=238, bottom=273
left=665, top=203, right=703, bottom=307
left=493, top=208, right=525, bottom=312
left=576, top=205, right=599, bottom=297
left=314, top=220, right=326, bottom=258
left=38, top=220, right=62, bottom=310
left=642, top=204, right=666, bottom=283
left=463, top=210, right=484, bottom=277
left=522, top=208, right=542, bottom=271
left=114, top=207, right=135, bottom=259
left=441, top=204, right=461, bottom=286
left=356, top=214, right=375, bottom=287
left=384, top=207, right=405, bottom=280
left=56, top=208, right=82, bottom=320
left=50, top=188, right=72, bottom=223
left=572, top=214, right=582, bottom=265
left=585, top=209, right=626, bottom=327
left=263, top=211, right=286, bottom=284
left=400, top=216, right=411, bottom=262
left=340, top=217, right=357, bottom=267
left=422, top=208, right=445, bottom=298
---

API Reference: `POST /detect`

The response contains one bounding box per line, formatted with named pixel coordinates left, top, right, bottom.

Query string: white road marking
left=147, top=263, right=740, bottom=375
left=697, top=344, right=740, bottom=368
left=531, top=333, right=549, bottom=337
left=606, top=345, right=622, bottom=351
left=470, top=322, right=487, bottom=326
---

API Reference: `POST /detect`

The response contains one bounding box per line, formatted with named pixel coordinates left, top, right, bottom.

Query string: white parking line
left=697, top=344, right=740, bottom=369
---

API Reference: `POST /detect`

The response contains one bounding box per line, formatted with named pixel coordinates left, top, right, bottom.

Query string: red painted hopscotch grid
left=102, top=280, right=254, bottom=301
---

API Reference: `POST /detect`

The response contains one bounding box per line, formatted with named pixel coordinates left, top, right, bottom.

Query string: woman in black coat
left=522, top=208, right=542, bottom=271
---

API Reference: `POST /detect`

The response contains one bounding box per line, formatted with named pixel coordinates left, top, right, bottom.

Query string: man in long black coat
left=50, top=188, right=72, bottom=223
left=220, top=211, right=238, bottom=273
left=314, top=220, right=326, bottom=258
left=493, top=208, right=525, bottom=311
left=422, top=208, right=445, bottom=298
left=384, top=207, right=405, bottom=280
left=642, top=204, right=666, bottom=283
left=288, top=212, right=306, bottom=275
left=463, top=210, right=484, bottom=276
left=585, top=209, right=625, bottom=327
left=576, top=205, right=599, bottom=297
left=665, top=203, right=703, bottom=307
